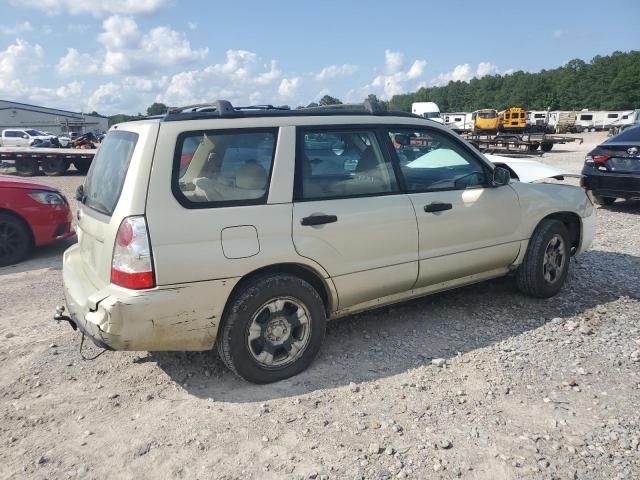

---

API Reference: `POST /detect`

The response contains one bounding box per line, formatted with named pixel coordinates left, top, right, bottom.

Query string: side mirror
left=75, top=184, right=84, bottom=202
left=492, top=166, right=511, bottom=186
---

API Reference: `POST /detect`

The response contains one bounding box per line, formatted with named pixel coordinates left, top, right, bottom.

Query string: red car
left=0, top=174, right=74, bottom=266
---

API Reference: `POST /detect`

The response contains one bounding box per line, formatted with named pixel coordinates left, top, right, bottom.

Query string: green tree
left=318, top=95, right=342, bottom=106
left=146, top=102, right=168, bottom=116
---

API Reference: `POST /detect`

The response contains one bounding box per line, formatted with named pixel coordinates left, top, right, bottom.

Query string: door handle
left=424, top=202, right=453, bottom=213
left=301, top=214, right=338, bottom=226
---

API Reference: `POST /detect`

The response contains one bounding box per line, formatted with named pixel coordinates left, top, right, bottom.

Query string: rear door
left=384, top=126, right=521, bottom=289
left=291, top=126, right=418, bottom=309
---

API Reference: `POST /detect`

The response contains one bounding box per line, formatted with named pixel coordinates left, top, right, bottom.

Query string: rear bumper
left=60, top=243, right=239, bottom=351
left=581, top=171, right=640, bottom=199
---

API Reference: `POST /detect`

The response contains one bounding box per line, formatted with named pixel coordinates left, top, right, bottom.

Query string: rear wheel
left=541, top=142, right=553, bottom=152
left=528, top=142, right=540, bottom=151
left=0, top=214, right=31, bottom=267
left=516, top=219, right=571, bottom=298
left=593, top=194, right=616, bottom=206
left=217, top=274, right=326, bottom=383
left=14, top=158, right=39, bottom=177
left=41, top=156, right=70, bottom=176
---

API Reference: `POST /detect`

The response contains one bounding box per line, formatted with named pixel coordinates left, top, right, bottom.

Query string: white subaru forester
left=57, top=100, right=596, bottom=383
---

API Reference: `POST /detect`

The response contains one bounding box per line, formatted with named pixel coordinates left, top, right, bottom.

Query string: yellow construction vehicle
left=471, top=109, right=499, bottom=134
left=498, top=107, right=527, bottom=132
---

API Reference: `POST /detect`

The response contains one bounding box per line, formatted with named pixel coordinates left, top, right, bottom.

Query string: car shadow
left=144, top=249, right=640, bottom=403
left=0, top=237, right=75, bottom=276
left=598, top=199, right=640, bottom=215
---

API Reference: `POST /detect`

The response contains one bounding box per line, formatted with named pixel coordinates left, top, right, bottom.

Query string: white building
left=0, top=100, right=108, bottom=136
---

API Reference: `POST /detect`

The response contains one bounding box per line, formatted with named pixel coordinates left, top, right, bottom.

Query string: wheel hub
left=543, top=234, right=566, bottom=284
left=265, top=317, right=291, bottom=344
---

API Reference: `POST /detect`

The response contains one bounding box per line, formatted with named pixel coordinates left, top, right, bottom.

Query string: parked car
left=0, top=129, right=51, bottom=147
left=40, top=131, right=71, bottom=147
left=0, top=175, right=74, bottom=266
left=56, top=100, right=596, bottom=383
left=581, top=125, right=640, bottom=205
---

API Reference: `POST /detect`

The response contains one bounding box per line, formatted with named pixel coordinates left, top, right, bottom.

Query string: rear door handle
left=301, top=214, right=338, bottom=226
left=424, top=202, right=453, bottom=213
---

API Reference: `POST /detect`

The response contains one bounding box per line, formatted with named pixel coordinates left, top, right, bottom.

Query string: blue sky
left=0, top=0, right=638, bottom=115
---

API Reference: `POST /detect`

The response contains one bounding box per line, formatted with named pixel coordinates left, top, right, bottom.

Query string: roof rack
left=162, top=99, right=417, bottom=122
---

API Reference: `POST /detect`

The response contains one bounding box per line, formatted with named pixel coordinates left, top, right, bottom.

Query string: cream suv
left=56, top=100, right=596, bottom=383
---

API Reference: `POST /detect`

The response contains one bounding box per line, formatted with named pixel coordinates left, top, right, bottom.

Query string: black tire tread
left=216, top=274, right=326, bottom=383
left=516, top=219, right=570, bottom=298
left=0, top=213, right=32, bottom=267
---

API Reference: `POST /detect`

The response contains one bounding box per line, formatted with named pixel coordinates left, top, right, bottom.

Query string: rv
left=411, top=102, right=443, bottom=123
left=575, top=110, right=635, bottom=132
left=548, top=111, right=577, bottom=134
left=442, top=112, right=472, bottom=132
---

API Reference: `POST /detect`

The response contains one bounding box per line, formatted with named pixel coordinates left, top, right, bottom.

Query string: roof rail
left=162, top=98, right=417, bottom=122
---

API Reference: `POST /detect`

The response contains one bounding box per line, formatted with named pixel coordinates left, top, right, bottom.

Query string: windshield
left=478, top=111, right=497, bottom=119
left=25, top=129, right=41, bottom=136
left=83, top=130, right=138, bottom=216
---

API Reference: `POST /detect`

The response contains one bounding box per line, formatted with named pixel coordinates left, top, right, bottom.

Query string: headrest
left=236, top=161, right=268, bottom=190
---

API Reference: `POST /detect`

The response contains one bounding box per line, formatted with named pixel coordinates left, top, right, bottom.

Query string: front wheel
left=0, top=214, right=31, bottom=267
left=217, top=274, right=326, bottom=383
left=516, top=219, right=571, bottom=298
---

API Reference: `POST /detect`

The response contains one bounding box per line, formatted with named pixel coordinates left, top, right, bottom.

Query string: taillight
left=111, top=216, right=155, bottom=290
left=585, top=154, right=610, bottom=165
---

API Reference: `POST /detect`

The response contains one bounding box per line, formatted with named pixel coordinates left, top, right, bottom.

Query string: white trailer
left=442, top=112, right=472, bottom=132
left=411, top=102, right=443, bottom=123
left=548, top=111, right=577, bottom=134
left=575, top=110, right=635, bottom=132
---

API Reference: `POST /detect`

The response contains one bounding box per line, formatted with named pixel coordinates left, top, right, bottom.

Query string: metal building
left=0, top=100, right=108, bottom=136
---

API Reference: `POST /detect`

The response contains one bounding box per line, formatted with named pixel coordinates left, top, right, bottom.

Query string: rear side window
left=83, top=130, right=138, bottom=216
left=173, top=129, right=277, bottom=207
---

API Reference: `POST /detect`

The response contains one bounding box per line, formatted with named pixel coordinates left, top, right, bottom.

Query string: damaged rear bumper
left=59, top=244, right=239, bottom=351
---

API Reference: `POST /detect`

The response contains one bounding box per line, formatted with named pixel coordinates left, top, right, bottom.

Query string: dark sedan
left=581, top=125, right=640, bottom=205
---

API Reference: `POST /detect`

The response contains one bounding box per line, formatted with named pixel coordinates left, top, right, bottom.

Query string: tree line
left=387, top=50, right=640, bottom=113
left=107, top=51, right=639, bottom=125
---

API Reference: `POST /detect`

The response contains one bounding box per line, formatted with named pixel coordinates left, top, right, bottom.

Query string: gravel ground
left=1, top=131, right=639, bottom=480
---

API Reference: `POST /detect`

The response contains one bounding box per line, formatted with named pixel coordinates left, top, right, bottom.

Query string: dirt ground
left=1, top=131, right=639, bottom=480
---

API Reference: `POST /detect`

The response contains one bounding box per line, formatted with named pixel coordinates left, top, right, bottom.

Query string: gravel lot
left=1, top=131, right=639, bottom=479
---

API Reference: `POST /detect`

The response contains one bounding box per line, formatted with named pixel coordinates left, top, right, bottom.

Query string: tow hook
left=54, top=305, right=77, bottom=331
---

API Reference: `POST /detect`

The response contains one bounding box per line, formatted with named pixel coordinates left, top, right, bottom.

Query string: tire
left=0, top=214, right=31, bottom=267
left=516, top=219, right=571, bottom=298
left=593, top=194, right=616, bottom=206
left=14, top=158, right=39, bottom=177
left=541, top=142, right=553, bottom=152
left=528, top=143, right=540, bottom=151
left=217, top=274, right=327, bottom=383
left=72, top=161, right=90, bottom=175
left=41, top=157, right=70, bottom=176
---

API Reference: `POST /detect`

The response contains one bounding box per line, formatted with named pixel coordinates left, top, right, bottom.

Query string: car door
left=291, top=126, right=419, bottom=310
left=385, top=126, right=522, bottom=289
left=4, top=131, right=17, bottom=147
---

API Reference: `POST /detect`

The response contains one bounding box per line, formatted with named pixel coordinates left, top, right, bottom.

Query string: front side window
left=174, top=129, right=276, bottom=206
left=297, top=129, right=398, bottom=200
left=388, top=128, right=487, bottom=192
left=581, top=114, right=593, bottom=120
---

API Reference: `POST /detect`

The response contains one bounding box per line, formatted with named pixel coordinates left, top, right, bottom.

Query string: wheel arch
left=539, top=211, right=581, bottom=254
left=223, top=263, right=336, bottom=319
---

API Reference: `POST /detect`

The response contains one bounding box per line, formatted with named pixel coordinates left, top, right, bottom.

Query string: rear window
left=173, top=129, right=277, bottom=208
left=605, top=125, right=640, bottom=143
left=83, top=130, right=138, bottom=216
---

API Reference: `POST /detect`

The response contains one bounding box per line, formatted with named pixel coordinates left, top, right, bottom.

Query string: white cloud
left=384, top=49, right=404, bottom=74
left=348, top=51, right=427, bottom=100
left=0, top=21, right=33, bottom=35
left=58, top=15, right=208, bottom=76
left=430, top=61, right=503, bottom=86
left=10, top=0, right=166, bottom=16
left=0, top=39, right=44, bottom=96
left=86, top=76, right=168, bottom=113
left=67, top=23, right=91, bottom=33
left=57, top=48, right=101, bottom=75
left=314, top=64, right=358, bottom=81
left=278, top=77, right=300, bottom=98
left=476, top=61, right=498, bottom=77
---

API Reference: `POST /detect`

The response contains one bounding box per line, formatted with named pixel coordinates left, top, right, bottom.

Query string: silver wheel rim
left=246, top=296, right=312, bottom=369
left=543, top=234, right=566, bottom=284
